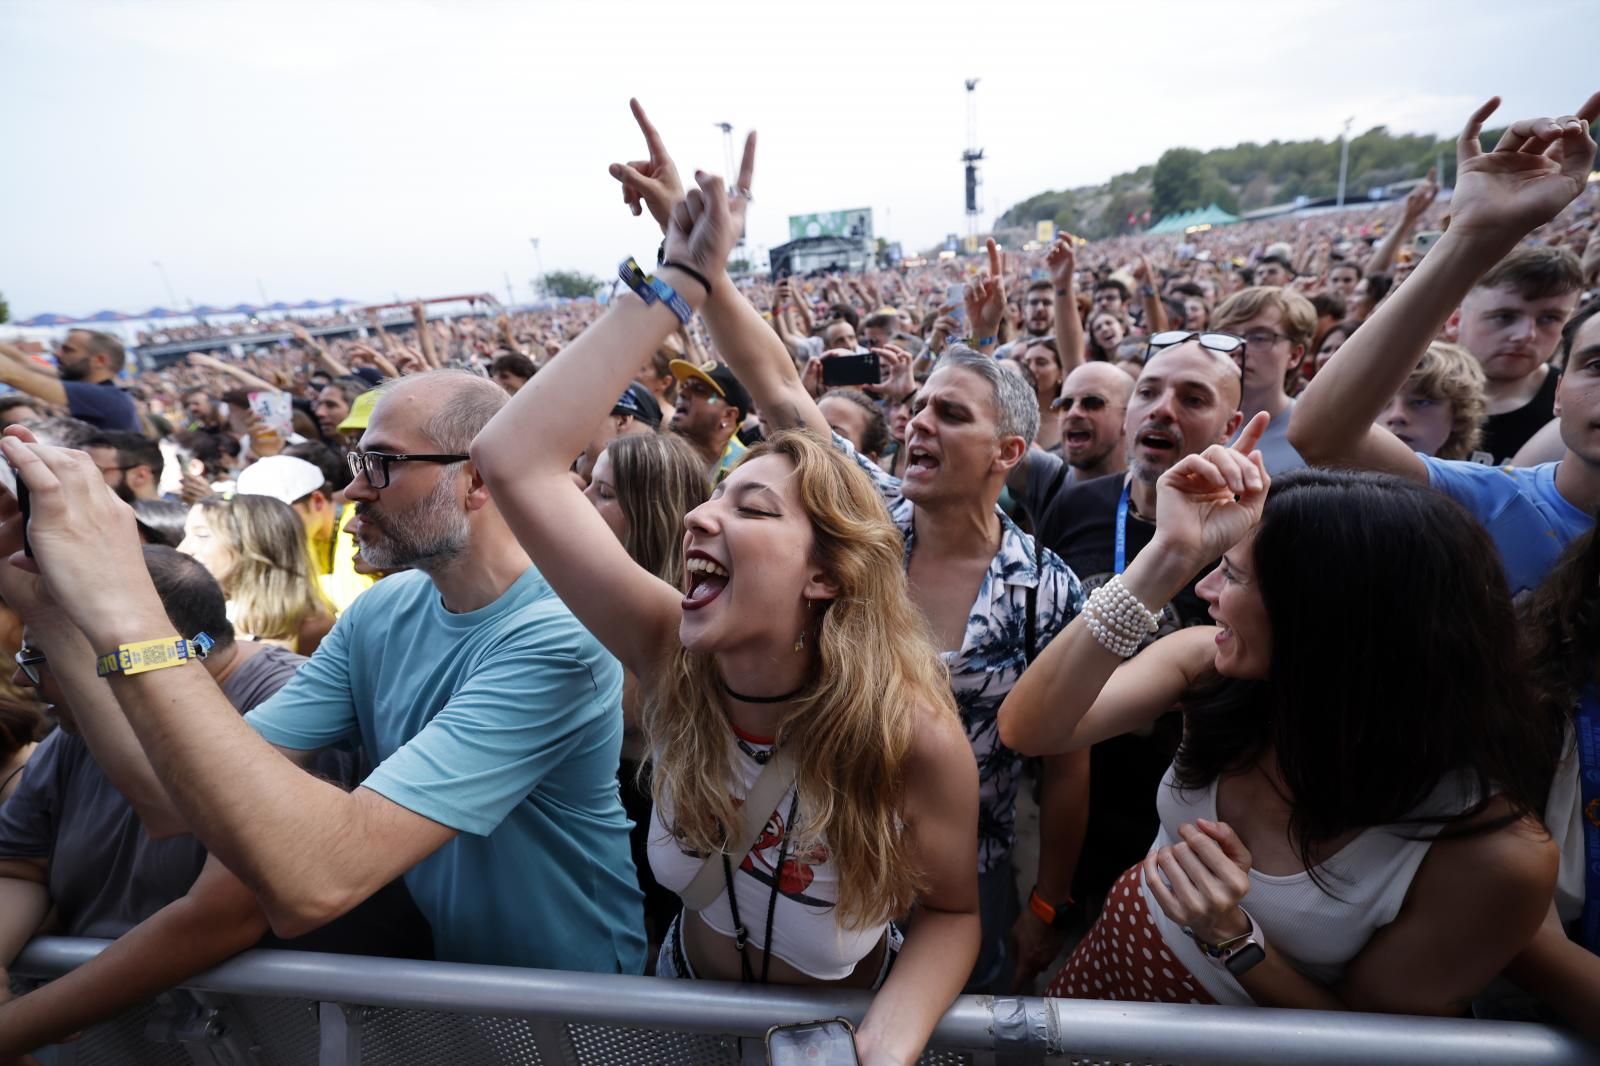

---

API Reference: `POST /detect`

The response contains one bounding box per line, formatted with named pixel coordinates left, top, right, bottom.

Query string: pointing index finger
left=629, top=97, right=668, bottom=163
left=1233, top=410, right=1270, bottom=456
left=986, top=237, right=1001, bottom=278
left=736, top=131, right=757, bottom=194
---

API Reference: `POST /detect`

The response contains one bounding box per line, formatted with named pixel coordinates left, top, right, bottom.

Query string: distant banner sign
left=788, top=209, right=874, bottom=241
left=1036, top=220, right=1055, bottom=243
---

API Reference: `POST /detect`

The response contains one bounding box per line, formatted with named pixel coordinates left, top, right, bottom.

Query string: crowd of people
left=0, top=90, right=1598, bottom=1064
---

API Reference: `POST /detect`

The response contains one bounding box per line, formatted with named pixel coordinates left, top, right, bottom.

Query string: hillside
left=997, top=123, right=1501, bottom=239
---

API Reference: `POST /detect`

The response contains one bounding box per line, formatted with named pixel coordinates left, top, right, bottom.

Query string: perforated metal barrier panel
left=15, top=938, right=1598, bottom=1066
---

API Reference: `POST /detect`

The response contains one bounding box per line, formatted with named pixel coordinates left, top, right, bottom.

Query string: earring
left=793, top=629, right=806, bottom=653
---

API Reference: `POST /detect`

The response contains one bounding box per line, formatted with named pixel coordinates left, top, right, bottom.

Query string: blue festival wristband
left=618, top=257, right=658, bottom=306
left=647, top=275, right=694, bottom=325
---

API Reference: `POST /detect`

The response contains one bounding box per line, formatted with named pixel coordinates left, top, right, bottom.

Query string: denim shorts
left=656, top=912, right=903, bottom=989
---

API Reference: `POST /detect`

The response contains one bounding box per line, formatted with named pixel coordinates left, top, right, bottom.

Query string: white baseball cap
left=235, top=455, right=324, bottom=505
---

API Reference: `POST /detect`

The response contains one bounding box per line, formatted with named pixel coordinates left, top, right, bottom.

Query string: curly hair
left=1403, top=342, right=1489, bottom=460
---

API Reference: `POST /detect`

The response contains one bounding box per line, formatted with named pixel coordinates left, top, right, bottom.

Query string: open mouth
left=1136, top=427, right=1178, bottom=454
left=1064, top=428, right=1093, bottom=449
left=905, top=444, right=940, bottom=475
left=683, top=550, right=730, bottom=611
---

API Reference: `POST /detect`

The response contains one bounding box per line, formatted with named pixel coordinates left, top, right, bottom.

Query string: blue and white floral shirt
left=833, top=435, right=1084, bottom=872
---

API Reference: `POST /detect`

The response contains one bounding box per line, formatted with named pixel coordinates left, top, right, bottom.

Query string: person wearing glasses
left=0, top=369, right=647, bottom=975
left=1006, top=328, right=1247, bottom=930
left=1039, top=362, right=1132, bottom=485
left=1209, top=286, right=1317, bottom=475
left=668, top=359, right=753, bottom=482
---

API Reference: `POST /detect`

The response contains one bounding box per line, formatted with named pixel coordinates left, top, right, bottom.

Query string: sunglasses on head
left=1144, top=330, right=1247, bottom=361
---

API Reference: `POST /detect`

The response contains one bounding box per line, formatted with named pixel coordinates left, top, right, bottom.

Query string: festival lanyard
left=1113, top=479, right=1133, bottom=576
left=1576, top=689, right=1600, bottom=955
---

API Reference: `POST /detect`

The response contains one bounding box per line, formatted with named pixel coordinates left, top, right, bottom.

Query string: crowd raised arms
left=0, top=89, right=1596, bottom=1064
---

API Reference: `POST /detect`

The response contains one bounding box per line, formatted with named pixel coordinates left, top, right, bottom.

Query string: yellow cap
left=337, top=390, right=380, bottom=433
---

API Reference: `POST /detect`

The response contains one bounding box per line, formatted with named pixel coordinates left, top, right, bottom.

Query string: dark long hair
left=1173, top=469, right=1565, bottom=882
left=1522, top=516, right=1600, bottom=725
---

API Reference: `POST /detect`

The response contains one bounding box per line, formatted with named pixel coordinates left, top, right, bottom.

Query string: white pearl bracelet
left=1083, top=575, right=1160, bottom=658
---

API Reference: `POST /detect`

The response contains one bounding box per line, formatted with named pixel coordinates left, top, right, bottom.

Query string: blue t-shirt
left=245, top=567, right=645, bottom=972
left=62, top=380, right=140, bottom=432
left=1421, top=457, right=1592, bottom=597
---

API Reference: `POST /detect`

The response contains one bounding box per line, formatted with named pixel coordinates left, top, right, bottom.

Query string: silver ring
left=734, top=185, right=754, bottom=202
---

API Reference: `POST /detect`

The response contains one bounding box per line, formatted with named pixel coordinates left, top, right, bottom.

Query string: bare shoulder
left=904, top=701, right=977, bottom=793
left=1412, top=799, right=1558, bottom=907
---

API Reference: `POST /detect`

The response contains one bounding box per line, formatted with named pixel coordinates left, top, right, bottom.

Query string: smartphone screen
left=946, top=283, right=967, bottom=322
left=821, top=353, right=881, bottom=388
left=767, top=1020, right=859, bottom=1066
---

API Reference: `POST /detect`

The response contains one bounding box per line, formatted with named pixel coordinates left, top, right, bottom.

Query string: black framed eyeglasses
left=15, top=647, right=46, bottom=687
left=345, top=450, right=469, bottom=490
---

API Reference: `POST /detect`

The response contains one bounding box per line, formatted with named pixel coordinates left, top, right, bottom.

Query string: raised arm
left=286, top=321, right=350, bottom=377
left=962, top=240, right=1006, bottom=356
left=607, top=99, right=830, bottom=438
left=999, top=414, right=1271, bottom=755
left=1364, top=169, right=1438, bottom=277
left=411, top=303, right=442, bottom=369
left=1134, top=256, right=1168, bottom=334
left=0, top=345, right=67, bottom=408
left=474, top=166, right=747, bottom=679
left=187, top=352, right=278, bottom=394
left=1290, top=94, right=1600, bottom=480
left=1046, top=237, right=1085, bottom=371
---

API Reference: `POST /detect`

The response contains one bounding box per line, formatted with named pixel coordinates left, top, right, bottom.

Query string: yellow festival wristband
left=96, top=633, right=215, bottom=678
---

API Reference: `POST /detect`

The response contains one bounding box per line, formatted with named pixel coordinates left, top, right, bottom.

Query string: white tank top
left=1140, top=764, right=1480, bottom=1004
left=647, top=728, right=888, bottom=980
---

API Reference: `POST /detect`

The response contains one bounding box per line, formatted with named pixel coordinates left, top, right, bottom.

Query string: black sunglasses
left=15, top=647, right=46, bottom=687
left=346, top=450, right=469, bottom=490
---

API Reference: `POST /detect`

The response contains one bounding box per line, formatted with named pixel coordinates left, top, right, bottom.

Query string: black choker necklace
left=719, top=677, right=807, bottom=705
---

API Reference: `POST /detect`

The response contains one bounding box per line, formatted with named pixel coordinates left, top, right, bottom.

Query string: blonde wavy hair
left=196, top=494, right=332, bottom=644
left=645, top=430, right=957, bottom=929
left=1406, top=341, right=1489, bottom=460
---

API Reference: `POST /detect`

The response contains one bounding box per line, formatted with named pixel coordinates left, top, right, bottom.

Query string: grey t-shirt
left=0, top=644, right=307, bottom=938
left=1235, top=403, right=1305, bottom=476
left=222, top=643, right=308, bottom=714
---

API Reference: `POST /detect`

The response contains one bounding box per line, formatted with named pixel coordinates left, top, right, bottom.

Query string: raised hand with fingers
left=1403, top=167, right=1439, bottom=222
left=609, top=98, right=687, bottom=234
left=1045, top=236, right=1077, bottom=291
left=659, top=138, right=756, bottom=282
left=963, top=238, right=1006, bottom=350
left=863, top=345, right=915, bottom=403
left=1449, top=92, right=1600, bottom=242
left=1151, top=411, right=1272, bottom=574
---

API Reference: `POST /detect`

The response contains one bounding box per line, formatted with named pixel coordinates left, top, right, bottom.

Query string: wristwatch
left=1027, top=886, right=1075, bottom=930
left=1185, top=911, right=1266, bottom=977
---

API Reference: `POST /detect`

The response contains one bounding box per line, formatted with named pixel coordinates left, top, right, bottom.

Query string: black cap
left=612, top=381, right=662, bottom=428
left=669, top=359, right=752, bottom=419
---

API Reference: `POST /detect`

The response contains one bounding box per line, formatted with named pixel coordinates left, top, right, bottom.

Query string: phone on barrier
left=766, top=1018, right=859, bottom=1065
left=821, top=352, right=881, bottom=388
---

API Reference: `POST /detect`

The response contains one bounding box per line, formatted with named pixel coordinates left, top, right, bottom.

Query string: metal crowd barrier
left=13, top=937, right=1597, bottom=1065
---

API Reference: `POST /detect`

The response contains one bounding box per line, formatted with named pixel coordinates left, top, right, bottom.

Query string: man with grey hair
left=699, top=282, right=1090, bottom=995
left=4, top=368, right=646, bottom=972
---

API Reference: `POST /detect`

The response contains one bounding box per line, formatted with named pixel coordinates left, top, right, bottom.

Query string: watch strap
left=1028, top=886, right=1074, bottom=930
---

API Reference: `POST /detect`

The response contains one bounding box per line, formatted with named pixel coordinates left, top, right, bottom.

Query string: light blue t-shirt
left=1421, top=457, right=1592, bottom=597
left=245, top=567, right=645, bottom=972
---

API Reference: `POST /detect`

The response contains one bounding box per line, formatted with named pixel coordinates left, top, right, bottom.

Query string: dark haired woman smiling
left=999, top=417, right=1565, bottom=1013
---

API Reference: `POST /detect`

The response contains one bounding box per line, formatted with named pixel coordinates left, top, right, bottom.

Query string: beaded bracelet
left=1082, top=576, right=1160, bottom=658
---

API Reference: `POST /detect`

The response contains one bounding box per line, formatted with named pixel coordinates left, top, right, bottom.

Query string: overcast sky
left=4, top=0, right=1595, bottom=316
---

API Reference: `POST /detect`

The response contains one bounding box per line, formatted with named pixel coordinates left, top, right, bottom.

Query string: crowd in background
left=0, top=91, right=1598, bottom=1065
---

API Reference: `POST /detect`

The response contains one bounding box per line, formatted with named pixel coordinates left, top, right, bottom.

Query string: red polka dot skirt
left=1046, top=864, right=1216, bottom=1004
